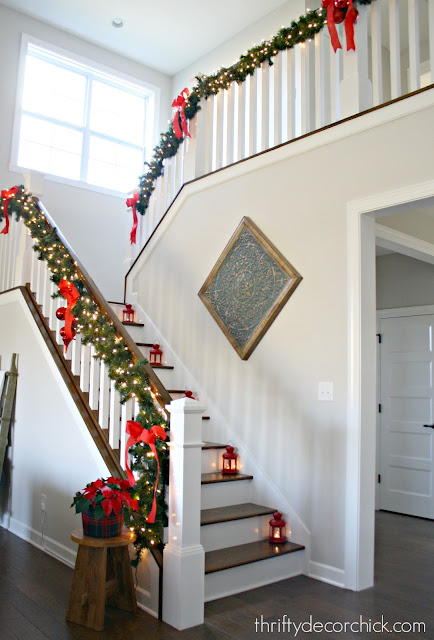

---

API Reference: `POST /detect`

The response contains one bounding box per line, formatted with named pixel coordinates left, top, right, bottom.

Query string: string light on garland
left=0, top=185, right=168, bottom=563
left=135, top=0, right=374, bottom=217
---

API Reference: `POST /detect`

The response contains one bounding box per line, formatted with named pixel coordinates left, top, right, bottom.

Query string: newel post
left=162, top=397, right=206, bottom=630
left=339, top=5, right=373, bottom=118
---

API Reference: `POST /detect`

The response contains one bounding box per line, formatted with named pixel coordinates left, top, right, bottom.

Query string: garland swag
left=0, top=186, right=168, bottom=564
left=136, top=0, right=374, bottom=216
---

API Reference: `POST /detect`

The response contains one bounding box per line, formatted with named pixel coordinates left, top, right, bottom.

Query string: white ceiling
left=0, top=0, right=290, bottom=75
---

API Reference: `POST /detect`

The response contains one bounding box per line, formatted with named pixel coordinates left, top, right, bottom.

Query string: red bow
left=125, top=421, right=167, bottom=523
left=126, top=192, right=139, bottom=245
left=1, top=186, right=19, bottom=235
left=323, top=0, right=358, bottom=53
left=171, top=88, right=191, bottom=140
left=59, top=279, right=80, bottom=353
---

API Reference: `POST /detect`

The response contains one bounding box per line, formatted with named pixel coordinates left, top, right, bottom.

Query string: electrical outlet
left=41, top=494, right=47, bottom=512
left=318, top=381, right=334, bottom=401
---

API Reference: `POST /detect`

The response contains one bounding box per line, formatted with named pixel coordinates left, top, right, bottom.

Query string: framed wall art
left=198, top=217, right=302, bottom=360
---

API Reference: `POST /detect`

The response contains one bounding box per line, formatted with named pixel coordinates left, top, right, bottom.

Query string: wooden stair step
left=201, top=442, right=226, bottom=449
left=205, top=539, right=305, bottom=574
left=201, top=472, right=253, bottom=485
left=136, top=342, right=154, bottom=347
left=122, top=321, right=144, bottom=327
left=202, top=416, right=210, bottom=421
left=201, top=503, right=276, bottom=526
left=151, top=364, right=174, bottom=370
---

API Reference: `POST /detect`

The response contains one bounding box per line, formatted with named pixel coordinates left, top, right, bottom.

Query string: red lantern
left=269, top=512, right=287, bottom=544
left=122, top=303, right=135, bottom=324
left=149, top=343, right=163, bottom=366
left=222, top=445, right=238, bottom=475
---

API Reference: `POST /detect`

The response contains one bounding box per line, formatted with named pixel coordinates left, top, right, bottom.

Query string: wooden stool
left=66, top=529, right=137, bottom=631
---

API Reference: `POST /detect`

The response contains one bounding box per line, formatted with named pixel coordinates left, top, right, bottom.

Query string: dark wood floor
left=0, top=511, right=432, bottom=639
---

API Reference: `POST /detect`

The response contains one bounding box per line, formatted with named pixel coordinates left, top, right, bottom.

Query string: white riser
left=205, top=549, right=306, bottom=602
left=201, top=480, right=252, bottom=509
left=201, top=449, right=223, bottom=473
left=201, top=516, right=269, bottom=552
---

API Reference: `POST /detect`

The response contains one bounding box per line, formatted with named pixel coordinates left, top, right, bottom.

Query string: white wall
left=172, top=0, right=308, bottom=94
left=376, top=253, right=434, bottom=309
left=0, top=4, right=172, bottom=301
left=128, top=95, right=434, bottom=576
left=0, top=288, right=159, bottom=615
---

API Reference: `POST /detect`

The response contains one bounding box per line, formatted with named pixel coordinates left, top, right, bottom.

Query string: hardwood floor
left=0, top=511, right=432, bottom=639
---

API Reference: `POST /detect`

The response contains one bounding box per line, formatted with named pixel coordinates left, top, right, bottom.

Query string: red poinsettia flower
left=72, top=476, right=139, bottom=521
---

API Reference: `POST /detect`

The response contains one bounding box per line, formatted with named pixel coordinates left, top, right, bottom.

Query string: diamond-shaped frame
left=198, top=217, right=302, bottom=360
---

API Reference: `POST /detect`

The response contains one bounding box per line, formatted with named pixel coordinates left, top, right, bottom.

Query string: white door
left=379, top=313, right=434, bottom=519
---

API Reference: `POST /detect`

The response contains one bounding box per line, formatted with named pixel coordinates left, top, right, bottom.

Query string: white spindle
left=408, top=0, right=421, bottom=92
left=371, top=1, right=383, bottom=105
left=315, top=30, right=327, bottom=129
left=47, top=280, right=57, bottom=329
left=109, top=380, right=121, bottom=450
left=274, top=51, right=284, bottom=146
left=98, top=364, right=110, bottom=431
left=285, top=47, right=296, bottom=141
left=329, top=38, right=341, bottom=122
left=80, top=343, right=91, bottom=393
left=196, top=97, right=213, bottom=176
left=41, top=269, right=51, bottom=318
left=89, top=346, right=100, bottom=410
left=300, top=41, right=313, bottom=135
left=54, top=296, right=64, bottom=344
left=248, top=72, right=259, bottom=156
left=215, top=90, right=225, bottom=169
left=389, top=0, right=402, bottom=98
left=15, top=224, right=33, bottom=289
left=121, top=398, right=134, bottom=470
left=30, top=251, right=39, bottom=296
left=226, top=83, right=236, bottom=165
left=430, top=0, right=434, bottom=83
left=70, top=332, right=82, bottom=376
left=260, top=62, right=271, bottom=151
left=237, top=81, right=248, bottom=160
left=340, top=6, right=372, bottom=118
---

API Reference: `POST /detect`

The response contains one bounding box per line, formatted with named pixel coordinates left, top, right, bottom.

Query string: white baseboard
left=6, top=517, right=76, bottom=567
left=136, top=586, right=158, bottom=618
left=308, top=561, right=345, bottom=588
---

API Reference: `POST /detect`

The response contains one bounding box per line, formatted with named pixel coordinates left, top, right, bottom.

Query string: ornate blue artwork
left=198, top=217, right=302, bottom=360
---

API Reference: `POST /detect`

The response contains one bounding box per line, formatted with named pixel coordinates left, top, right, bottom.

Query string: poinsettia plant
left=71, top=476, right=139, bottom=522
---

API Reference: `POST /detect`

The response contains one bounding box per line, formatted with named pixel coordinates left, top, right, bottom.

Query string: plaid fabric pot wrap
left=82, top=508, right=123, bottom=538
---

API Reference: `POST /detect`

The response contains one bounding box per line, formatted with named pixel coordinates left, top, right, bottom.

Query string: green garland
left=0, top=186, right=167, bottom=563
left=137, top=0, right=373, bottom=216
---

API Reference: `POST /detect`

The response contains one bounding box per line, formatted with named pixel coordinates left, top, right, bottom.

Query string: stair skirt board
left=204, top=548, right=306, bottom=602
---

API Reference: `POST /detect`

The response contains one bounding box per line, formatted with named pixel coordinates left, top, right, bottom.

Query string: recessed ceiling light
left=112, top=18, right=124, bottom=28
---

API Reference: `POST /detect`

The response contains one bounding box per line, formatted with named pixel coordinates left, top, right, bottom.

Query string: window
left=13, top=38, right=155, bottom=194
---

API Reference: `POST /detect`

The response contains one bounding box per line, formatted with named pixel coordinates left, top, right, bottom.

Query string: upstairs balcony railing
left=126, top=0, right=433, bottom=265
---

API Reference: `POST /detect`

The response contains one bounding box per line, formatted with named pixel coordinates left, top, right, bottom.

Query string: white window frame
left=10, top=34, right=160, bottom=198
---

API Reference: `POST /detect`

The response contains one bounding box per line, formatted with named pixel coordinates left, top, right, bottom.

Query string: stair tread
left=122, top=321, right=144, bottom=327
left=201, top=503, right=276, bottom=526
left=201, top=442, right=227, bottom=449
left=201, top=472, right=253, bottom=484
left=136, top=342, right=154, bottom=347
left=205, top=539, right=305, bottom=574
left=151, top=364, right=174, bottom=370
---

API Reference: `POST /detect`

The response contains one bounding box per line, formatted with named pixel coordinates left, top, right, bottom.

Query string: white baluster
left=430, top=0, right=434, bottom=83
left=80, top=343, right=91, bottom=393
left=329, top=37, right=341, bottom=122
left=371, top=1, right=383, bottom=106
left=408, top=0, right=421, bottom=92
left=195, top=97, right=213, bottom=177
left=30, top=251, right=39, bottom=295
left=300, top=40, right=315, bottom=135
left=285, top=47, right=296, bottom=141
left=226, top=82, right=236, bottom=165
left=237, top=81, right=248, bottom=160
left=89, top=346, right=101, bottom=410
left=215, top=90, right=225, bottom=170
left=109, top=380, right=121, bottom=450
left=389, top=0, right=402, bottom=99
left=260, top=62, right=271, bottom=151
left=70, top=332, right=82, bottom=376
left=315, top=30, right=328, bottom=129
left=41, top=268, right=52, bottom=319
left=340, top=5, right=373, bottom=118
left=121, top=398, right=134, bottom=470
left=98, top=364, right=110, bottom=432
left=248, top=72, right=259, bottom=156
left=14, top=222, right=33, bottom=288
left=273, top=51, right=284, bottom=146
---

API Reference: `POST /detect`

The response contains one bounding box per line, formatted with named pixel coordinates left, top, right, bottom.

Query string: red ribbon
left=59, top=279, right=80, bottom=353
left=125, top=421, right=167, bottom=523
left=171, top=88, right=191, bottom=140
left=126, top=192, right=139, bottom=245
left=323, top=1, right=358, bottom=52
left=1, top=186, right=19, bottom=235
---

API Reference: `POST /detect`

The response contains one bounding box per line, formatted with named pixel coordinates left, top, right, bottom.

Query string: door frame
left=345, top=179, right=434, bottom=591
left=376, top=306, right=434, bottom=510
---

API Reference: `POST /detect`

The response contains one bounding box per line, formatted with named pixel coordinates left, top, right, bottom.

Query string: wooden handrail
left=34, top=198, right=172, bottom=411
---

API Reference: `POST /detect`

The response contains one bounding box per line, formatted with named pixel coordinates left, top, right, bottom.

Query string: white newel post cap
left=166, top=396, right=206, bottom=446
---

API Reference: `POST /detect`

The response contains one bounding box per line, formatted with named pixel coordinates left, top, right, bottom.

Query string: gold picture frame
left=198, top=217, right=302, bottom=360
